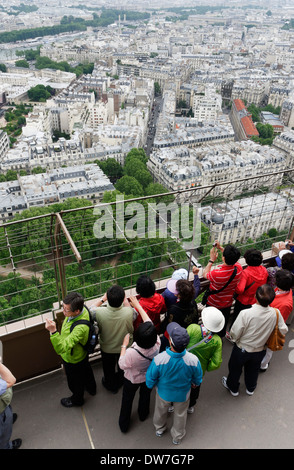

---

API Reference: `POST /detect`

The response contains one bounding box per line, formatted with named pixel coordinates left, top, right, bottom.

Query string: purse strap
left=273, top=308, right=279, bottom=328
left=132, top=347, right=152, bottom=361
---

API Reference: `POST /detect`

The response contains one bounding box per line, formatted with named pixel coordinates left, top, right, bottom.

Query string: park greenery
left=0, top=103, right=33, bottom=147
left=0, top=9, right=150, bottom=44
left=247, top=103, right=281, bottom=123
left=15, top=47, right=95, bottom=78
left=0, top=4, right=38, bottom=16
left=27, top=84, right=55, bottom=102
left=0, top=149, right=191, bottom=324
left=246, top=103, right=281, bottom=145
left=281, top=19, right=294, bottom=30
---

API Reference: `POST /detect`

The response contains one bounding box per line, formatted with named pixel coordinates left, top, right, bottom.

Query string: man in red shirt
left=270, top=269, right=293, bottom=322
left=202, top=242, right=243, bottom=337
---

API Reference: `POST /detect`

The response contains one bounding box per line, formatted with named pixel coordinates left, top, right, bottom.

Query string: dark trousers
left=0, top=405, right=13, bottom=449
left=229, top=300, right=251, bottom=330
left=189, top=384, right=201, bottom=407
left=227, top=344, right=266, bottom=394
left=101, top=350, right=124, bottom=392
left=119, top=377, right=151, bottom=433
left=62, top=356, right=96, bottom=405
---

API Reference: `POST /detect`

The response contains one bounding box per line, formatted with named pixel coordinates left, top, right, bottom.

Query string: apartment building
left=147, top=140, right=285, bottom=199
left=192, top=90, right=222, bottom=123
left=0, top=164, right=114, bottom=223
left=231, top=80, right=269, bottom=107
left=273, top=131, right=294, bottom=167
left=230, top=99, right=259, bottom=141
left=260, top=111, right=284, bottom=133
left=0, top=131, right=10, bottom=161
left=268, top=86, right=291, bottom=109
left=280, top=99, right=294, bottom=129
left=201, top=193, right=293, bottom=245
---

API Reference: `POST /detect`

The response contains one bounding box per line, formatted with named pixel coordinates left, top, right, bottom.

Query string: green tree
left=95, top=158, right=123, bottom=182
left=247, top=103, right=260, bottom=122
left=28, top=84, right=52, bottom=102
left=256, top=122, right=274, bottom=139
left=115, top=175, right=144, bottom=197
left=5, top=170, right=18, bottom=181
left=15, top=59, right=29, bottom=68
left=17, top=116, right=26, bottom=126
left=154, top=82, right=161, bottom=95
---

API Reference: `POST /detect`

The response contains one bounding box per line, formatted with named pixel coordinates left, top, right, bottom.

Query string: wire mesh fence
left=0, top=168, right=293, bottom=326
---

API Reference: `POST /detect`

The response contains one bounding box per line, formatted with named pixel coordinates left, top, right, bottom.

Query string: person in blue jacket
left=146, top=322, right=202, bottom=445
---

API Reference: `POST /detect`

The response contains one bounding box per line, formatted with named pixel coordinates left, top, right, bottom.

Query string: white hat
left=279, top=249, right=292, bottom=260
left=201, top=307, right=225, bottom=333
left=172, top=268, right=188, bottom=280
left=166, top=279, right=178, bottom=295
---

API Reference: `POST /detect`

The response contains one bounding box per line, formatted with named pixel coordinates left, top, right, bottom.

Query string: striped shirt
left=206, top=263, right=243, bottom=308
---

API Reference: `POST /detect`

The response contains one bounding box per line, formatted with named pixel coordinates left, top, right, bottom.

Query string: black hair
left=275, top=269, right=293, bottom=291
left=106, top=285, right=125, bottom=308
left=255, top=284, right=275, bottom=307
left=176, top=279, right=195, bottom=303
left=63, top=292, right=84, bottom=312
left=281, top=253, right=294, bottom=272
left=136, top=275, right=155, bottom=298
left=134, top=321, right=157, bottom=349
left=223, top=245, right=241, bottom=266
left=244, top=248, right=263, bottom=267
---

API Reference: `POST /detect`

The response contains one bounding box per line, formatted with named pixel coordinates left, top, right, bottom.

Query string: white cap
left=172, top=268, right=188, bottom=280
left=201, top=307, right=225, bottom=333
left=279, top=249, right=292, bottom=260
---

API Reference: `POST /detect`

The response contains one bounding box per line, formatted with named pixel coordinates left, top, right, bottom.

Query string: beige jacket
left=230, top=303, right=288, bottom=353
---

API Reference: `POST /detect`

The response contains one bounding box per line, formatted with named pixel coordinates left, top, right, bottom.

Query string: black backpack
left=70, top=305, right=98, bottom=355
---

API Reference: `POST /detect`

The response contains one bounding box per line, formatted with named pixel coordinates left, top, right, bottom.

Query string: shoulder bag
left=266, top=308, right=286, bottom=352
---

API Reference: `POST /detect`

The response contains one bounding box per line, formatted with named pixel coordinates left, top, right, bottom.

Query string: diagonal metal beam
left=56, top=213, right=82, bottom=263
left=4, top=227, right=16, bottom=272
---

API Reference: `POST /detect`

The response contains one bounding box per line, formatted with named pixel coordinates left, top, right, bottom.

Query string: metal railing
left=0, top=169, right=293, bottom=380
left=0, top=169, right=293, bottom=327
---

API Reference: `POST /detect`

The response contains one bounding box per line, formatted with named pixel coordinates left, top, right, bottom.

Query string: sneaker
left=61, top=397, right=84, bottom=407
left=11, top=439, right=22, bottom=449
left=187, top=406, right=194, bottom=414
left=246, top=389, right=254, bottom=396
left=222, top=376, right=239, bottom=396
left=156, top=428, right=166, bottom=437
left=168, top=405, right=174, bottom=413
left=172, top=439, right=180, bottom=445
left=260, top=363, right=269, bottom=373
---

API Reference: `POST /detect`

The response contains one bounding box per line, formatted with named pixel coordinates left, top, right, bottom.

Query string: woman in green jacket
left=186, top=307, right=224, bottom=412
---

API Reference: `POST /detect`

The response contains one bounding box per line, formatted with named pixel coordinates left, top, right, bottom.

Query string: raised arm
left=129, top=295, right=151, bottom=323
left=0, top=363, right=16, bottom=389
